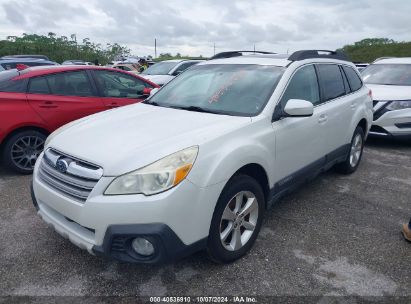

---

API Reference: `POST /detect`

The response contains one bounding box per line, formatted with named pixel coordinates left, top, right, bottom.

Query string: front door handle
left=107, top=102, right=119, bottom=108
left=318, top=114, right=328, bottom=124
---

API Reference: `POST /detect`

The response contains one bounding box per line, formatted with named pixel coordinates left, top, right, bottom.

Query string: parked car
left=0, top=58, right=57, bottom=71
left=140, top=59, right=203, bottom=86
left=354, top=63, right=369, bottom=72
left=1, top=55, right=50, bottom=60
left=112, top=63, right=141, bottom=74
left=361, top=57, right=411, bottom=140
left=62, top=60, right=94, bottom=65
left=32, top=50, right=372, bottom=264
left=0, top=65, right=158, bottom=173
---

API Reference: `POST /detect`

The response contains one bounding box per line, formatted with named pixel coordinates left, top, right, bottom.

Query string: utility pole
left=253, top=44, right=256, bottom=53
left=213, top=42, right=216, bottom=56
left=154, top=38, right=157, bottom=59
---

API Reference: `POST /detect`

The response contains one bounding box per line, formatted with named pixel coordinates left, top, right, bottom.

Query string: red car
left=0, top=65, right=158, bottom=173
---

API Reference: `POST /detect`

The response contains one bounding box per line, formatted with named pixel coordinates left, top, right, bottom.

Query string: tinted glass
left=28, top=77, right=49, bottom=94
left=280, top=65, right=320, bottom=106
left=141, top=61, right=179, bottom=75
left=149, top=64, right=285, bottom=116
left=173, top=61, right=198, bottom=75
left=317, top=64, right=346, bottom=101
left=362, top=64, right=411, bottom=86
left=94, top=70, right=150, bottom=98
left=343, top=66, right=362, bottom=91
left=0, top=79, right=26, bottom=93
left=46, top=71, right=93, bottom=96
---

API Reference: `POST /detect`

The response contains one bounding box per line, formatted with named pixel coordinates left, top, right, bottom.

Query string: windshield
left=141, top=61, right=179, bottom=75
left=148, top=64, right=285, bottom=116
left=362, top=64, right=411, bottom=86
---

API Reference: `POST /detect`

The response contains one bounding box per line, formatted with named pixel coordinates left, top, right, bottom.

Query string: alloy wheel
left=11, top=136, right=44, bottom=171
left=219, top=191, right=259, bottom=251
left=349, top=133, right=363, bottom=167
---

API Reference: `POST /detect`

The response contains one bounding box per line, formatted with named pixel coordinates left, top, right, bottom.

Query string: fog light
left=131, top=237, right=155, bottom=256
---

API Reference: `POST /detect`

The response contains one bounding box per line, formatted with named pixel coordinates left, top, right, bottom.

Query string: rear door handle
left=107, top=102, right=119, bottom=108
left=318, top=114, right=328, bottom=124
left=39, top=101, right=57, bottom=108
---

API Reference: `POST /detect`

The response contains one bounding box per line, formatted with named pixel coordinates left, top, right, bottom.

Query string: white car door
left=272, top=64, right=329, bottom=192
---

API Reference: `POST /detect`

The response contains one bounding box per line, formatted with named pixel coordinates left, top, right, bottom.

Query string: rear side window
left=0, top=79, right=26, bottom=93
left=46, top=71, right=94, bottom=96
left=316, top=64, right=346, bottom=101
left=280, top=65, right=320, bottom=106
left=28, top=77, right=49, bottom=94
left=342, top=66, right=363, bottom=92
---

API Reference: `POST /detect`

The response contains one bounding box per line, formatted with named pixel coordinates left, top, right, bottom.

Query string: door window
left=28, top=77, right=49, bottom=94
left=45, top=71, right=94, bottom=96
left=94, top=70, right=151, bottom=98
left=316, top=64, right=346, bottom=101
left=280, top=65, right=320, bottom=106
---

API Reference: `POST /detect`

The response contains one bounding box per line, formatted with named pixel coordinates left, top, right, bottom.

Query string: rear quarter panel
left=0, top=92, right=50, bottom=145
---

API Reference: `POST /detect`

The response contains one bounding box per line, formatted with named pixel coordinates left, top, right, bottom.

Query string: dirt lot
left=0, top=138, right=410, bottom=301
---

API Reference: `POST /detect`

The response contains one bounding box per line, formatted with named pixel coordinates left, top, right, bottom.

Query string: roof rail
left=288, top=50, right=350, bottom=62
left=210, top=51, right=276, bottom=60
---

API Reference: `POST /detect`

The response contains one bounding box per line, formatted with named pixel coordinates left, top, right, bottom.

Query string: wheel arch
left=0, top=125, right=49, bottom=149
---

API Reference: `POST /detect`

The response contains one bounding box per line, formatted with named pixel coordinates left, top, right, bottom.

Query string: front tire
left=207, top=174, right=265, bottom=263
left=2, top=130, right=46, bottom=174
left=335, top=126, right=365, bottom=174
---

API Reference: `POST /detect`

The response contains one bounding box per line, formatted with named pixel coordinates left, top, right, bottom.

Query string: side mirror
left=283, top=99, right=314, bottom=117
left=142, top=87, right=152, bottom=96
left=149, top=88, right=159, bottom=97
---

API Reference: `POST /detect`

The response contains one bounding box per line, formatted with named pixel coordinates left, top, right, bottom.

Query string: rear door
left=315, top=64, right=353, bottom=155
left=91, top=70, right=153, bottom=108
left=27, top=70, right=105, bottom=130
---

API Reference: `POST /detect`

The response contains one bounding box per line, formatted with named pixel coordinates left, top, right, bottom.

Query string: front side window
left=317, top=64, right=346, bottom=101
left=280, top=65, right=320, bottom=106
left=148, top=64, right=285, bottom=116
left=141, top=62, right=179, bottom=75
left=342, top=66, right=363, bottom=91
left=362, top=64, right=411, bottom=86
left=46, top=71, right=94, bottom=96
left=94, top=70, right=151, bottom=98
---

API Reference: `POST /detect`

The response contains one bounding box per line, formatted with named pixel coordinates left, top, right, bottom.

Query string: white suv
left=361, top=57, right=411, bottom=140
left=32, top=50, right=373, bottom=264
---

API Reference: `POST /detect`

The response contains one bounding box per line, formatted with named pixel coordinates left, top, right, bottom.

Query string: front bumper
left=371, top=106, right=411, bottom=139
left=31, top=155, right=225, bottom=263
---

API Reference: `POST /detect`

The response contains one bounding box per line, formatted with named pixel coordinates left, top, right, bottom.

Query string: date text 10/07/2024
left=149, top=296, right=258, bottom=303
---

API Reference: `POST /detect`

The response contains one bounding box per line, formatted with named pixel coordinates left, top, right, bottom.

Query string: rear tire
left=2, top=130, right=46, bottom=174
left=207, top=174, right=265, bottom=263
left=335, top=126, right=365, bottom=174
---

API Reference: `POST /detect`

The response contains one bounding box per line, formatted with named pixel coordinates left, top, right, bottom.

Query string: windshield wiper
left=169, top=105, right=221, bottom=114
left=142, top=100, right=160, bottom=106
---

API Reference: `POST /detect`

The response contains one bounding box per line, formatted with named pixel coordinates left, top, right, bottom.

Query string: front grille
left=38, top=149, right=103, bottom=202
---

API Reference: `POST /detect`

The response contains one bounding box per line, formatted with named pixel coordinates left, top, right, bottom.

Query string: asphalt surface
left=0, top=137, right=410, bottom=301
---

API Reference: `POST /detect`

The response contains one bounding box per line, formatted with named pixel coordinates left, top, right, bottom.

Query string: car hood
left=48, top=103, right=251, bottom=176
left=140, top=74, right=173, bottom=85
left=366, top=84, right=411, bottom=101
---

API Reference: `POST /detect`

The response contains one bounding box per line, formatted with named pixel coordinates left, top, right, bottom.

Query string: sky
left=1, top=0, right=411, bottom=58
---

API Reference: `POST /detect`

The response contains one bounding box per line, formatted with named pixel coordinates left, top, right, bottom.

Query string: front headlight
left=385, top=100, right=411, bottom=111
left=105, top=146, right=198, bottom=196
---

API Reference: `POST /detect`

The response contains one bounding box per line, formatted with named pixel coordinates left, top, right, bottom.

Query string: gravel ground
left=0, top=138, right=410, bottom=302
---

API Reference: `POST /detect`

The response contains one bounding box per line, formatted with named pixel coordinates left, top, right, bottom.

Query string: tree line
left=1, top=34, right=411, bottom=64
left=0, top=33, right=131, bottom=64
left=340, top=38, right=411, bottom=63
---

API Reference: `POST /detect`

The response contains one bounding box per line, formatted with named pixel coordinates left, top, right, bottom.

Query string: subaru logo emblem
left=55, top=158, right=68, bottom=173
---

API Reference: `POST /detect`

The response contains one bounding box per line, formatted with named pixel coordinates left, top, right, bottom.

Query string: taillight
left=16, top=64, right=29, bottom=71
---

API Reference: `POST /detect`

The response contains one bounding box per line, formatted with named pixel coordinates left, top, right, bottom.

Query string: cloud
left=0, top=0, right=410, bottom=57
